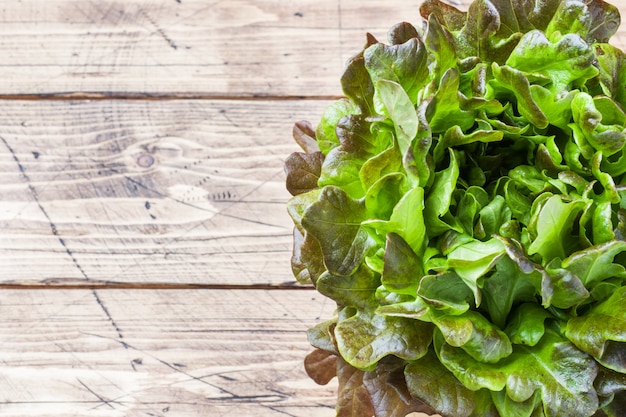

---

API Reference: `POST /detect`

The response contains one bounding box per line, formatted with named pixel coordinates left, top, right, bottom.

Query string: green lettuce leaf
left=316, top=265, right=380, bottom=309
left=307, top=317, right=339, bottom=355
left=437, top=328, right=599, bottom=417
left=405, top=348, right=499, bottom=417
left=490, top=389, right=541, bottom=417
left=302, top=186, right=374, bottom=276
left=359, top=136, right=402, bottom=192
left=456, top=0, right=523, bottom=64
left=446, top=237, right=506, bottom=305
left=506, top=30, right=598, bottom=92
left=424, top=149, right=463, bottom=236
left=365, top=35, right=430, bottom=104
left=315, top=99, right=359, bottom=155
left=596, top=43, right=626, bottom=106
left=482, top=255, right=537, bottom=328
left=335, top=310, right=433, bottom=369
left=364, top=172, right=406, bottom=220
left=527, top=194, right=587, bottom=261
left=566, top=287, right=626, bottom=373
left=433, top=310, right=513, bottom=363
left=426, top=68, right=475, bottom=133
left=504, top=302, right=553, bottom=346
left=365, top=185, right=427, bottom=256
left=491, top=63, right=549, bottom=129
left=375, top=80, right=419, bottom=156
left=381, top=232, right=423, bottom=295
left=417, top=271, right=475, bottom=316
left=561, top=240, right=626, bottom=287
left=547, top=0, right=620, bottom=44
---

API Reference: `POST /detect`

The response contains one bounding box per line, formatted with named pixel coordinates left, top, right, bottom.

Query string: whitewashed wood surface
left=0, top=0, right=624, bottom=416
left=0, top=0, right=424, bottom=97
left=0, top=99, right=331, bottom=285
left=0, top=289, right=337, bottom=416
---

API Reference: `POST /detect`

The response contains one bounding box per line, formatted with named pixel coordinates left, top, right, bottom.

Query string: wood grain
left=2, top=0, right=625, bottom=98
left=0, top=99, right=329, bottom=284
left=1, top=1, right=626, bottom=416
left=0, top=0, right=425, bottom=98
left=0, top=289, right=337, bottom=416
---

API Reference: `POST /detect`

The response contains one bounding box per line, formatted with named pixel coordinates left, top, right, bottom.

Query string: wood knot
left=136, top=153, right=155, bottom=168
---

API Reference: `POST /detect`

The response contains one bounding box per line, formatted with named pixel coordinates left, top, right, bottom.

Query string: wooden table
left=1, top=1, right=625, bottom=416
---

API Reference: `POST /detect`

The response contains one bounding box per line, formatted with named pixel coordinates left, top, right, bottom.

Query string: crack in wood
left=92, top=290, right=128, bottom=348
left=1, top=135, right=90, bottom=280
left=83, top=332, right=245, bottom=400
left=77, top=378, right=119, bottom=410
left=117, top=169, right=287, bottom=229
left=141, top=9, right=179, bottom=50
left=266, top=405, right=301, bottom=417
left=1, top=135, right=127, bottom=345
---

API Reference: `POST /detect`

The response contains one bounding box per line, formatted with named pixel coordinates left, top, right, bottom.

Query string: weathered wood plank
left=1, top=0, right=625, bottom=98
left=0, top=0, right=426, bottom=97
left=0, top=289, right=338, bottom=416
left=0, top=99, right=331, bottom=284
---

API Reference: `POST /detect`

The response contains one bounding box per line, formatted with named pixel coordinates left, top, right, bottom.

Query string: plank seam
left=0, top=93, right=343, bottom=101
left=0, top=280, right=314, bottom=290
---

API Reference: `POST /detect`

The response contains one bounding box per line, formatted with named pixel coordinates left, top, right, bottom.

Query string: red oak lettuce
left=286, top=0, right=626, bottom=416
